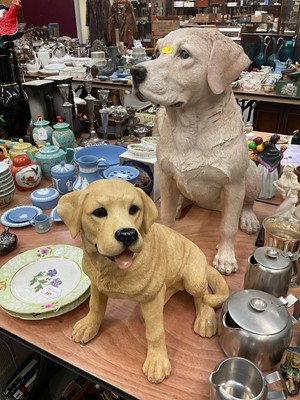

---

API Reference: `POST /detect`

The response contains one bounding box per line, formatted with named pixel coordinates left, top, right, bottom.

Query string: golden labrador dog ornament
left=57, top=179, right=229, bottom=383
left=131, top=28, right=262, bottom=275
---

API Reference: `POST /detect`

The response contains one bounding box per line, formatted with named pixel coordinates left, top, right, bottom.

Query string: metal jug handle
left=279, top=293, right=300, bottom=325
left=265, top=370, right=288, bottom=400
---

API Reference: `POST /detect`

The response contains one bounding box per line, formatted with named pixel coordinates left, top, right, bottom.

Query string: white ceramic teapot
left=26, top=51, right=41, bottom=72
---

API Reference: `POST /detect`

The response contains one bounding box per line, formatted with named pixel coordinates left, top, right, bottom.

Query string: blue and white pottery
left=30, top=188, right=60, bottom=210
left=103, top=165, right=139, bottom=185
left=74, top=144, right=125, bottom=167
left=51, top=161, right=76, bottom=195
left=73, top=155, right=108, bottom=191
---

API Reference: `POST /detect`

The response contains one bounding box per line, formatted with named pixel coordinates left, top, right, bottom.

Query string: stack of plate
left=0, top=162, right=15, bottom=208
left=0, top=245, right=90, bottom=320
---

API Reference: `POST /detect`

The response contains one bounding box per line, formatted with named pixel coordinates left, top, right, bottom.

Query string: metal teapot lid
left=253, top=247, right=291, bottom=270
left=227, top=289, right=289, bottom=335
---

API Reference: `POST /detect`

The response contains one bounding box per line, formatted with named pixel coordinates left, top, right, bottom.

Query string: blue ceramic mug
left=30, top=214, right=53, bottom=233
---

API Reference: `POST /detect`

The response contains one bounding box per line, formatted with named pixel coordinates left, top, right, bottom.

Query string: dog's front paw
left=143, top=353, right=171, bottom=383
left=194, top=305, right=217, bottom=338
left=213, top=252, right=238, bottom=275
left=72, top=316, right=101, bottom=344
left=240, top=208, right=260, bottom=234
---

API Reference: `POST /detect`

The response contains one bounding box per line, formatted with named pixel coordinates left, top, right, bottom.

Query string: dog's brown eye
left=93, top=208, right=107, bottom=218
left=129, top=205, right=139, bottom=215
left=179, top=50, right=189, bottom=59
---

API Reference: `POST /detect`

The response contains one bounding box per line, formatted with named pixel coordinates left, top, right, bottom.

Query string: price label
left=37, top=127, right=47, bottom=140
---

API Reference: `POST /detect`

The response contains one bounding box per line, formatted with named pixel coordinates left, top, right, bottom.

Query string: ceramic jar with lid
left=25, top=142, right=75, bottom=180
left=52, top=116, right=76, bottom=151
left=32, top=115, right=54, bottom=146
left=30, top=188, right=59, bottom=210
left=51, top=161, right=76, bottom=194
left=10, top=154, right=42, bottom=191
left=9, top=139, right=40, bottom=159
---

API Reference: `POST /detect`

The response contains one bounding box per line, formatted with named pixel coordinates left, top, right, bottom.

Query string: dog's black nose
left=130, top=65, right=147, bottom=84
left=115, top=228, right=138, bottom=247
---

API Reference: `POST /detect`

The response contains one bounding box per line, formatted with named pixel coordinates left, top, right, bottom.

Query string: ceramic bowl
left=141, top=136, right=160, bottom=148
left=0, top=191, right=15, bottom=208
left=103, top=165, right=139, bottom=185
left=74, top=145, right=125, bottom=167
left=30, top=188, right=60, bottom=210
left=0, top=174, right=14, bottom=187
left=127, top=144, right=156, bottom=159
left=0, top=161, right=10, bottom=177
left=0, top=183, right=15, bottom=198
left=0, top=180, right=15, bottom=193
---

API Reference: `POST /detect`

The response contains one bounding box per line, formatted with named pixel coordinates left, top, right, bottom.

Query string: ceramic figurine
left=273, top=163, right=300, bottom=217
left=52, top=116, right=76, bottom=151
left=10, top=153, right=42, bottom=191
left=281, top=347, right=300, bottom=396
left=26, top=142, right=75, bottom=180
left=249, top=134, right=286, bottom=199
left=32, top=115, right=54, bottom=146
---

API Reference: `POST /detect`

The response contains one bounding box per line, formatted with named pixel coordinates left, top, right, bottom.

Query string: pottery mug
left=30, top=214, right=53, bottom=233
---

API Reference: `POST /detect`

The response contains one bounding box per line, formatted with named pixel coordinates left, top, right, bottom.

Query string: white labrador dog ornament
left=131, top=28, right=261, bottom=274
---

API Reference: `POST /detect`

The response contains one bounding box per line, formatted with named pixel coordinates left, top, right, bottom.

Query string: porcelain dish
left=1, top=206, right=43, bottom=228
left=0, top=245, right=90, bottom=316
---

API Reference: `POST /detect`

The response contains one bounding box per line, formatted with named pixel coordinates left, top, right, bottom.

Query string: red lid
left=12, top=154, right=32, bottom=167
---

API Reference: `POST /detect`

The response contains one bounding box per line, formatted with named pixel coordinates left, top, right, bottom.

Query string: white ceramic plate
left=1, top=206, right=43, bottom=228
left=0, top=245, right=90, bottom=315
left=44, top=63, right=66, bottom=71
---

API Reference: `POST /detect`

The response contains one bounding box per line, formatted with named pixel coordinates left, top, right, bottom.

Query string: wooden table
left=233, top=87, right=300, bottom=106
left=0, top=184, right=299, bottom=400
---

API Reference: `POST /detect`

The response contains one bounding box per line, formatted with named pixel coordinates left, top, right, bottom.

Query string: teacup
left=30, top=214, right=53, bottom=233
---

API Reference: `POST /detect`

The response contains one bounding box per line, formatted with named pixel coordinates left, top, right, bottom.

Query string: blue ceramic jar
left=51, top=161, right=76, bottom=195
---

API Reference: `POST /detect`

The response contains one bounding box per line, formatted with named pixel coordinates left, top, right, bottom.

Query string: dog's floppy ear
left=207, top=33, right=250, bottom=95
left=136, top=187, right=158, bottom=233
left=57, top=190, right=87, bottom=238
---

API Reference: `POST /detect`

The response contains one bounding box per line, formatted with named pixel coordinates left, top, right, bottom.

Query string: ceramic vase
left=32, top=115, right=54, bottom=146
left=52, top=116, right=76, bottom=151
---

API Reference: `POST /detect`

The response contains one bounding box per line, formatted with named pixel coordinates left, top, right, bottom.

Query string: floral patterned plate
left=1, top=206, right=43, bottom=228
left=0, top=245, right=90, bottom=315
left=1, top=288, right=90, bottom=320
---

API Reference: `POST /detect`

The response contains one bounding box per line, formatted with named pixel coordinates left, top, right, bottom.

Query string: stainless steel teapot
left=219, top=289, right=300, bottom=371
left=244, top=247, right=297, bottom=297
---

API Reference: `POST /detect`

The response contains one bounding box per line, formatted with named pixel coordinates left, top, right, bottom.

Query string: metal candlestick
left=98, top=89, right=110, bottom=144
left=79, top=77, right=104, bottom=147
left=57, top=83, right=73, bottom=131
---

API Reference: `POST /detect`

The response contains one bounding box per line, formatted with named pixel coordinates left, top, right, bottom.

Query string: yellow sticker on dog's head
left=162, top=46, right=173, bottom=54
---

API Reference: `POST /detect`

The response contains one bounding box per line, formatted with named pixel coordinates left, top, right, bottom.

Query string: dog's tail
left=204, top=265, right=230, bottom=309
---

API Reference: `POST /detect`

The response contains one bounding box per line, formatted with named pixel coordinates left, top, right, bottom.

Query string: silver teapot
left=244, top=246, right=297, bottom=297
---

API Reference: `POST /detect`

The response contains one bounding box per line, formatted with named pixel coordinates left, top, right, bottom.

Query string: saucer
left=50, top=206, right=62, bottom=222
left=9, top=207, right=37, bottom=223
left=1, top=206, right=43, bottom=228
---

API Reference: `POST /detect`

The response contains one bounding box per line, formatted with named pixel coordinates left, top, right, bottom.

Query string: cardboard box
left=194, top=13, right=215, bottom=23
left=120, top=151, right=160, bottom=202
left=152, top=20, right=180, bottom=39
left=250, top=12, right=268, bottom=22
left=276, top=81, right=300, bottom=98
